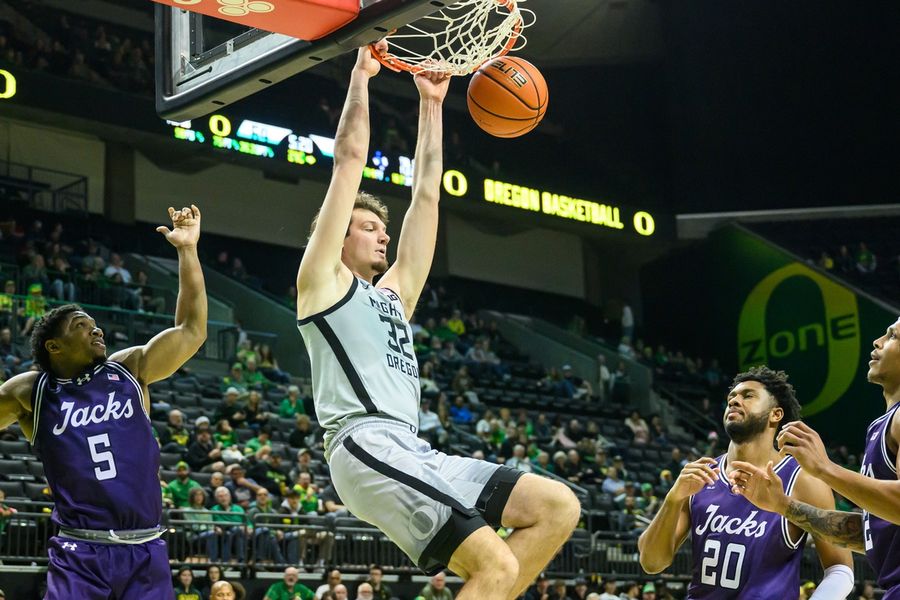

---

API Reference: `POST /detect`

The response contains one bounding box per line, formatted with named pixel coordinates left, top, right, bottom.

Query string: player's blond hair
left=308, top=191, right=389, bottom=240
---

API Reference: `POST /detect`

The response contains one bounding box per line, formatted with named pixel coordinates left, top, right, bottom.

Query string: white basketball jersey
left=297, top=277, right=420, bottom=446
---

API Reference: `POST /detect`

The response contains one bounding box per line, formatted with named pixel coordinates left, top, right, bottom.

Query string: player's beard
left=724, top=410, right=771, bottom=444
left=373, top=257, right=389, bottom=275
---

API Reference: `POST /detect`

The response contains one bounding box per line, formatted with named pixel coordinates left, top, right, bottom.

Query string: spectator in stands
left=366, top=565, right=393, bottom=600
left=553, top=418, right=583, bottom=449
left=48, top=254, right=77, bottom=302
left=199, top=564, right=224, bottom=599
left=641, top=583, right=656, bottom=600
left=835, top=245, right=854, bottom=273
left=183, top=487, right=217, bottom=560
left=168, top=461, right=202, bottom=509
left=355, top=582, right=374, bottom=600
left=549, top=579, right=573, bottom=600
left=244, top=426, right=272, bottom=455
left=230, top=257, right=249, bottom=283
left=0, top=281, right=15, bottom=328
left=247, top=446, right=289, bottom=495
left=562, top=449, right=585, bottom=483
left=244, top=357, right=274, bottom=390
left=639, top=483, right=660, bottom=519
left=602, top=466, right=626, bottom=495
left=215, top=388, right=248, bottom=428
left=173, top=566, right=202, bottom=600
left=187, top=423, right=225, bottom=472
left=210, top=580, right=238, bottom=600
left=597, top=354, right=611, bottom=401
left=333, top=585, right=348, bottom=600
left=257, top=343, right=290, bottom=384
left=214, top=418, right=240, bottom=450
left=243, top=390, right=272, bottom=430
left=20, top=283, right=47, bottom=336
left=279, top=385, right=306, bottom=418
left=290, top=447, right=318, bottom=481
left=581, top=448, right=609, bottom=484
left=438, top=340, right=463, bottom=365
left=817, top=250, right=834, bottom=271
left=236, top=339, right=259, bottom=366
left=506, top=444, right=534, bottom=473
left=22, top=252, right=49, bottom=291
left=534, top=412, right=552, bottom=444
left=289, top=414, right=315, bottom=449
left=160, top=409, right=192, bottom=454
left=419, top=571, right=453, bottom=600
left=419, top=361, right=440, bottom=394
left=418, top=398, right=448, bottom=448
left=856, top=242, right=877, bottom=274
left=625, top=411, right=650, bottom=445
left=134, top=270, right=167, bottom=314
left=248, top=488, right=286, bottom=564
left=265, top=567, right=315, bottom=600
left=221, top=362, right=249, bottom=394
left=104, top=253, right=141, bottom=308
left=316, top=569, right=343, bottom=599
left=292, top=472, right=320, bottom=514
left=658, top=469, right=674, bottom=492
left=550, top=450, right=568, bottom=475
left=211, top=486, right=247, bottom=563
left=857, top=581, right=875, bottom=600
left=225, top=464, right=262, bottom=507
left=598, top=579, right=619, bottom=600
left=665, top=448, right=686, bottom=475
left=649, top=415, right=668, bottom=446
left=0, top=327, right=23, bottom=376
left=447, top=308, right=466, bottom=336
left=449, top=395, right=474, bottom=425
left=610, top=361, right=631, bottom=402
left=617, top=337, right=636, bottom=360
left=523, top=573, right=551, bottom=600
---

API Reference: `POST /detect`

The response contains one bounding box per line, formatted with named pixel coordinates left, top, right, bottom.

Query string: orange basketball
left=467, top=56, right=548, bottom=138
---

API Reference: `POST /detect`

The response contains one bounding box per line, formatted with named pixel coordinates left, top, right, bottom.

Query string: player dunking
left=638, top=367, right=854, bottom=599
left=732, top=318, right=900, bottom=599
left=0, top=206, right=207, bottom=600
left=295, top=43, right=580, bottom=600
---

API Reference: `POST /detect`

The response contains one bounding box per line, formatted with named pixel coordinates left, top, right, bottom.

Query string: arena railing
left=0, top=503, right=879, bottom=584
left=0, top=161, right=88, bottom=213
left=3, top=295, right=258, bottom=363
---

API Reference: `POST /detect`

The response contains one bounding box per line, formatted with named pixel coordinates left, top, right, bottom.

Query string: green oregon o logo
left=738, top=263, right=859, bottom=417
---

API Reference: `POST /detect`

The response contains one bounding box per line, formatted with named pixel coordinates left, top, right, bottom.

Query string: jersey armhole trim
left=880, top=406, right=898, bottom=475
left=28, top=373, right=47, bottom=445
left=781, top=465, right=806, bottom=549
left=297, top=277, right=358, bottom=327
left=106, top=361, right=149, bottom=419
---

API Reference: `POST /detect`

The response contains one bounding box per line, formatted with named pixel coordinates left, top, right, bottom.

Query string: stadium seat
left=26, top=461, right=44, bottom=481
left=160, top=469, right=177, bottom=483
left=0, top=459, right=34, bottom=482
left=24, top=482, right=48, bottom=501
left=0, top=440, right=31, bottom=459
left=159, top=453, right=183, bottom=468
left=0, top=480, right=24, bottom=499
left=191, top=471, right=212, bottom=487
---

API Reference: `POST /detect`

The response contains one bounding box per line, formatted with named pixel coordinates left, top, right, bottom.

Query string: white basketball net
left=375, top=0, right=536, bottom=76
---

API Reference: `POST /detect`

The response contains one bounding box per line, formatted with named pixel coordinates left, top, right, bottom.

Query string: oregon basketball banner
left=641, top=224, right=896, bottom=446
left=151, top=0, right=358, bottom=40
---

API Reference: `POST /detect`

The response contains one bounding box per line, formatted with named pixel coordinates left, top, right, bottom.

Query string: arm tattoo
left=785, top=500, right=865, bottom=552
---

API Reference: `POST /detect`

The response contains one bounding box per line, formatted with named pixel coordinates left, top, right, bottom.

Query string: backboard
left=155, top=0, right=443, bottom=121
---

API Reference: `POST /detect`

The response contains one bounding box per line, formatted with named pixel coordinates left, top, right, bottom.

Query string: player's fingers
left=191, top=204, right=201, bottom=219
left=156, top=226, right=171, bottom=236
left=766, top=460, right=778, bottom=479
left=683, top=466, right=715, bottom=485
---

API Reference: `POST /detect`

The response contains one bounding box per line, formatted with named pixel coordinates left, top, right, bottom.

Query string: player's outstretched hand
left=156, top=205, right=201, bottom=248
left=414, top=68, right=451, bottom=103
left=776, top=421, right=831, bottom=478
left=730, top=460, right=789, bottom=515
left=667, top=457, right=719, bottom=503
left=358, top=39, right=387, bottom=78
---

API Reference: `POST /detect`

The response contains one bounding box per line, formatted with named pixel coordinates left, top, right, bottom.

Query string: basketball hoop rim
left=368, top=0, right=523, bottom=75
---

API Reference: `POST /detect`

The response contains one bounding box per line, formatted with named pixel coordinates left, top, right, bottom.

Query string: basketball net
left=371, top=0, right=536, bottom=76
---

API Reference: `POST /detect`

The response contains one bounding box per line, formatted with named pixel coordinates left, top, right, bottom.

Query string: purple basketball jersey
left=687, top=455, right=805, bottom=600
left=861, top=402, right=900, bottom=599
left=31, top=361, right=162, bottom=530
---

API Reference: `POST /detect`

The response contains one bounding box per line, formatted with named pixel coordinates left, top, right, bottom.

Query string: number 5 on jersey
left=88, top=433, right=118, bottom=481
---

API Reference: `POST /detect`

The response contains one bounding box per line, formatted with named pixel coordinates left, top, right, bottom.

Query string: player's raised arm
left=111, top=206, right=207, bottom=391
left=638, top=457, right=719, bottom=573
left=297, top=43, right=384, bottom=309
left=378, top=70, right=450, bottom=318
left=731, top=460, right=866, bottom=553
left=777, top=420, right=900, bottom=525
left=0, top=372, right=38, bottom=435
